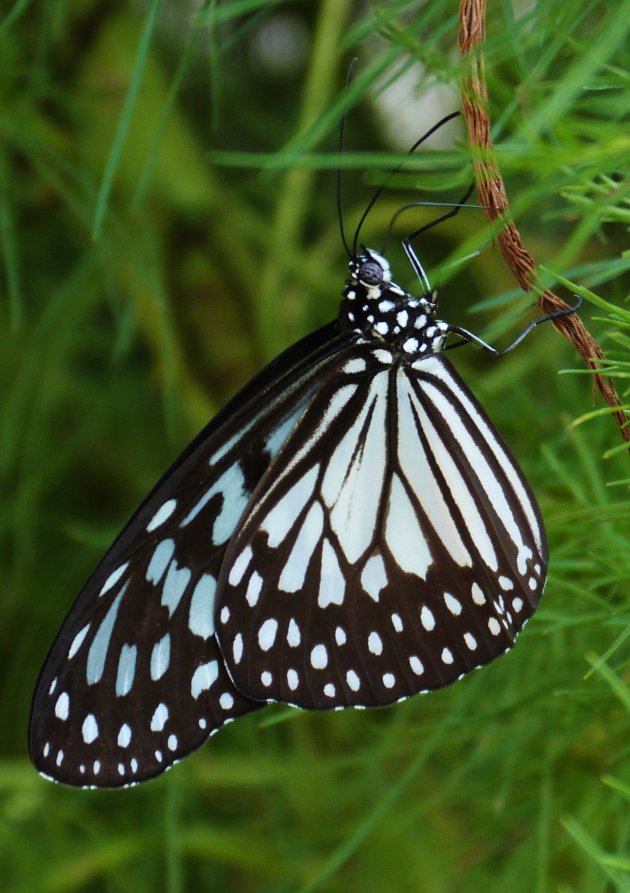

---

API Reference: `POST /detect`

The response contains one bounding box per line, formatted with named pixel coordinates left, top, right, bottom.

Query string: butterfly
left=29, top=126, right=577, bottom=786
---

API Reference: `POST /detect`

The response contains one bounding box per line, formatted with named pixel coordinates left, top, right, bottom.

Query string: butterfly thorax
left=339, top=248, right=449, bottom=358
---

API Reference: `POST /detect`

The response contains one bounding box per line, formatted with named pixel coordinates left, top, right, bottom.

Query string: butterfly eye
left=357, top=261, right=384, bottom=286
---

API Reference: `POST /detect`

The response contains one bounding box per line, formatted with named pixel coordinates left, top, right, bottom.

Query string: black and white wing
left=216, top=345, right=547, bottom=709
left=29, top=323, right=355, bottom=787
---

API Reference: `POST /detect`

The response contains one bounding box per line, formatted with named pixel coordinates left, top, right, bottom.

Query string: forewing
left=29, top=323, right=353, bottom=787
left=216, top=350, right=547, bottom=709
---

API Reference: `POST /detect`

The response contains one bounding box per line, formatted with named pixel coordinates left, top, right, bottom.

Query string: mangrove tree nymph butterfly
left=29, top=116, right=578, bottom=787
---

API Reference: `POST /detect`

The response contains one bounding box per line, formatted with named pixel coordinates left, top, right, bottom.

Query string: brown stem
left=458, top=0, right=629, bottom=447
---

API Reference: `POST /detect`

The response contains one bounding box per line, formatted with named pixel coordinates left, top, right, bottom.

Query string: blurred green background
left=2, top=1, right=630, bottom=891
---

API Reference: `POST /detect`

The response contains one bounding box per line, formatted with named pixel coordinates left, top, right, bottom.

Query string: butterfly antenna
left=337, top=59, right=359, bottom=259
left=382, top=189, right=486, bottom=254
left=352, top=110, right=461, bottom=257
left=405, top=182, right=476, bottom=242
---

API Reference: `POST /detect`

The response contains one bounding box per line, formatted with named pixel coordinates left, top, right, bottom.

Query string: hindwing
left=216, top=347, right=547, bottom=709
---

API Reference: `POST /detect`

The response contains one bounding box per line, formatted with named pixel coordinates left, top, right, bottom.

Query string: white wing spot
left=146, top=540, right=175, bottom=585
left=373, top=349, right=393, bottom=364
left=48, top=678, right=57, bottom=696
left=318, top=538, right=345, bottom=607
left=191, top=660, right=218, bottom=698
left=310, top=644, right=328, bottom=669
left=385, top=474, right=432, bottom=579
left=444, top=593, right=462, bottom=616
left=100, top=562, right=129, bottom=596
left=464, top=632, right=478, bottom=651
left=220, top=606, right=230, bottom=624
left=150, top=633, right=171, bottom=681
left=441, top=648, right=454, bottom=665
left=499, top=576, right=514, bottom=591
left=488, top=617, right=501, bottom=636
left=258, top=618, right=278, bottom=652
left=528, top=577, right=538, bottom=591
left=343, top=357, right=367, bottom=373
left=87, top=587, right=126, bottom=685
left=130, top=758, right=138, bottom=774
left=167, top=734, right=178, bottom=752
left=382, top=672, right=396, bottom=689
left=261, top=465, right=320, bottom=549
left=335, top=626, right=347, bottom=646
left=512, top=597, right=524, bottom=613
left=56, top=750, right=64, bottom=767
left=360, top=554, right=388, bottom=602
left=68, top=624, right=90, bottom=659
left=146, top=498, right=177, bottom=532
left=219, top=692, right=234, bottom=710
left=93, top=759, right=100, bottom=774
left=346, top=669, right=361, bottom=691
left=161, top=560, right=191, bottom=617
left=261, top=671, right=273, bottom=687
left=420, top=606, right=436, bottom=631
left=534, top=563, right=541, bottom=574
left=368, top=631, right=383, bottom=656
left=43, top=742, right=50, bottom=757
left=278, top=501, right=324, bottom=592
left=188, top=574, right=216, bottom=639
left=150, top=703, right=169, bottom=732
left=233, top=634, right=243, bottom=664
left=116, top=643, right=137, bottom=697
left=324, top=683, right=336, bottom=697
left=118, top=724, right=132, bottom=748
left=55, top=692, right=69, bottom=721
left=409, top=656, right=424, bottom=675
left=287, top=618, right=301, bottom=647
left=471, top=583, right=486, bottom=605
left=391, top=613, right=403, bottom=632
left=228, top=546, right=253, bottom=586
left=82, top=714, right=98, bottom=743
left=287, top=669, right=299, bottom=691
left=246, top=571, right=263, bottom=607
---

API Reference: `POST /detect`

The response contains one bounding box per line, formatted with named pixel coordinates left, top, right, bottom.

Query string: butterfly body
left=30, top=246, right=548, bottom=787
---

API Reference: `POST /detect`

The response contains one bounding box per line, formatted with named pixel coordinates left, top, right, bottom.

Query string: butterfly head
left=341, top=249, right=447, bottom=356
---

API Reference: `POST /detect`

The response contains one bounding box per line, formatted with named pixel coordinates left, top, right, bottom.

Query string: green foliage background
left=1, top=1, right=629, bottom=891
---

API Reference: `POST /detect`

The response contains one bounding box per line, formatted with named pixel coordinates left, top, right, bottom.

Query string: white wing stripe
left=261, top=464, right=320, bottom=547
left=408, top=383, right=499, bottom=572
left=278, top=501, right=324, bottom=593
left=323, top=373, right=388, bottom=563
left=425, top=357, right=544, bottom=551
left=385, top=474, right=432, bottom=578
left=397, top=373, right=472, bottom=568
left=422, top=378, right=533, bottom=570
